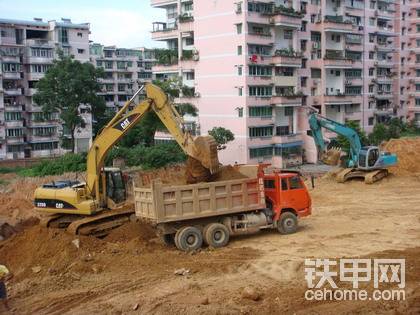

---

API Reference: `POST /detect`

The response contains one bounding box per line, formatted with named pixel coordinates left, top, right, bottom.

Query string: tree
left=119, top=77, right=198, bottom=147
left=336, top=120, right=368, bottom=152
left=368, top=123, right=388, bottom=145
left=208, top=127, right=235, bottom=150
left=34, top=52, right=105, bottom=152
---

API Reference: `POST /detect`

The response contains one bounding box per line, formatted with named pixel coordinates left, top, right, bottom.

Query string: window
left=415, top=98, right=420, bottom=107
left=237, top=65, right=243, bottom=76
left=301, top=77, right=307, bottom=87
left=264, top=179, right=275, bottom=189
left=249, top=126, right=273, bottom=138
left=185, top=37, right=194, bottom=46
left=6, top=128, right=23, bottom=137
left=345, top=86, right=362, bottom=95
left=238, top=107, right=243, bottom=117
left=369, top=68, right=374, bottom=76
left=289, top=176, right=302, bottom=189
left=345, top=69, right=362, bottom=78
left=30, top=64, right=51, bottom=73
left=285, top=107, right=294, bottom=116
left=96, top=60, right=103, bottom=67
left=5, top=112, right=21, bottom=121
left=275, top=67, right=294, bottom=77
left=77, top=49, right=85, bottom=54
left=249, top=147, right=273, bottom=159
left=77, top=32, right=83, bottom=37
left=368, top=117, right=374, bottom=125
left=249, top=65, right=272, bottom=76
left=2, top=63, right=21, bottom=72
left=369, top=34, right=374, bottom=43
left=284, top=30, right=293, bottom=39
left=185, top=72, right=195, bottom=80
left=236, top=23, right=242, bottom=34
left=248, top=44, right=271, bottom=56
left=311, top=68, right=321, bottom=78
left=31, top=48, right=53, bottom=58
left=237, top=45, right=242, bottom=55
left=281, top=179, right=288, bottom=190
left=276, top=125, right=290, bottom=136
left=249, top=86, right=272, bottom=97
left=31, top=142, right=58, bottom=151
left=249, top=106, right=272, bottom=117
left=238, top=87, right=243, bottom=96
left=60, top=28, right=68, bottom=43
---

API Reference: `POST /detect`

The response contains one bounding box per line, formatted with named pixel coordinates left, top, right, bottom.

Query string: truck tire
left=277, top=212, right=298, bottom=235
left=175, top=226, right=203, bottom=252
left=204, top=223, right=230, bottom=248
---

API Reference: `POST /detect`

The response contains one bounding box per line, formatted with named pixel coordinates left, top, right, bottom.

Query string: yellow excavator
left=34, top=83, right=219, bottom=236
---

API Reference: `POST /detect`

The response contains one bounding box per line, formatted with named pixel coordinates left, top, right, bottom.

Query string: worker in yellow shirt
left=0, top=264, right=11, bottom=311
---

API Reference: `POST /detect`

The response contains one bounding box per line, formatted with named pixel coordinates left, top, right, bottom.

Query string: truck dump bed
left=134, top=165, right=266, bottom=224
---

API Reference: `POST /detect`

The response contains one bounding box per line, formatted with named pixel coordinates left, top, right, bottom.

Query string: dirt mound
left=104, top=221, right=157, bottom=243
left=382, top=137, right=420, bottom=175
left=133, top=164, right=247, bottom=187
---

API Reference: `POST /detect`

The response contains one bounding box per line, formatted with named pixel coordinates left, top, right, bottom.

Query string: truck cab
left=262, top=170, right=312, bottom=221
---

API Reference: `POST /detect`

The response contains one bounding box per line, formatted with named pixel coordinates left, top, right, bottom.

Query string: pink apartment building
left=151, top=0, right=420, bottom=167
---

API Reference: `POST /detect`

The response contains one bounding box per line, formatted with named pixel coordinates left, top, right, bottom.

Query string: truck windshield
left=289, top=176, right=303, bottom=189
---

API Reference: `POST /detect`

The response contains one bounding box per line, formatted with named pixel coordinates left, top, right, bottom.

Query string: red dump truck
left=134, top=165, right=311, bottom=251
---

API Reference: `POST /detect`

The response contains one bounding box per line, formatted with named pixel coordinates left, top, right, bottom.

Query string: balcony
left=25, top=55, right=54, bottom=64
left=247, top=31, right=273, bottom=45
left=4, top=88, right=23, bottom=96
left=269, top=6, right=303, bottom=28
left=374, top=107, right=394, bottom=116
left=26, top=72, right=45, bottom=81
left=271, top=94, right=303, bottom=106
left=374, top=91, right=393, bottom=99
left=5, top=120, right=24, bottom=128
left=150, top=0, right=177, bottom=7
left=6, top=136, right=25, bottom=145
left=151, top=22, right=178, bottom=41
left=272, top=132, right=302, bottom=145
left=271, top=49, right=302, bottom=67
left=324, top=50, right=354, bottom=68
left=4, top=103, right=24, bottom=111
left=324, top=93, right=362, bottom=104
left=322, top=16, right=355, bottom=32
left=26, top=39, right=54, bottom=48
left=152, top=63, right=179, bottom=73
left=2, top=72, right=21, bottom=80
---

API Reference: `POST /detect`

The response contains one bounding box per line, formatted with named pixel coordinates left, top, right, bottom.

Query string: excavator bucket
left=321, top=147, right=342, bottom=166
left=192, top=136, right=220, bottom=174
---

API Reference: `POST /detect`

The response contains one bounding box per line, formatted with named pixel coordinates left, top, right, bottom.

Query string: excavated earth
left=0, top=138, right=419, bottom=314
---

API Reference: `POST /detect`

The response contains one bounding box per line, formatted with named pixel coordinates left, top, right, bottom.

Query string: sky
left=0, top=0, right=166, bottom=48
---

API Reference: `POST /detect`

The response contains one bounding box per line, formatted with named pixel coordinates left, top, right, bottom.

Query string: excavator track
left=40, top=214, right=83, bottom=229
left=364, top=169, right=389, bottom=184
left=335, top=168, right=389, bottom=184
left=66, top=208, right=134, bottom=237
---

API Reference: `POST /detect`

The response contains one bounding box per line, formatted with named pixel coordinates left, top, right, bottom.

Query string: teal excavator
left=308, top=111, right=398, bottom=184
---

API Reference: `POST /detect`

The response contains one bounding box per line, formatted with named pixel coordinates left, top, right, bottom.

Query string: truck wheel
left=277, top=212, right=298, bottom=235
left=175, top=226, right=203, bottom=252
left=204, top=223, right=230, bottom=248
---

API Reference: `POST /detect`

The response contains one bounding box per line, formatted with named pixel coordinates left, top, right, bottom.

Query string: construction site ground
left=0, top=138, right=419, bottom=314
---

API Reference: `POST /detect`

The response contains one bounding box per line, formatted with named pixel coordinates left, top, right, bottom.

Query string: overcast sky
left=0, top=0, right=166, bottom=48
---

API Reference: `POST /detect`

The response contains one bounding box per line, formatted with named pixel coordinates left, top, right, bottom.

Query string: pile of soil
left=104, top=221, right=157, bottom=243
left=133, top=164, right=247, bottom=187
left=382, top=137, right=420, bottom=175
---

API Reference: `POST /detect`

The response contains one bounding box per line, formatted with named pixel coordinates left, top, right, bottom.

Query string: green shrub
left=107, top=143, right=186, bottom=169
left=18, top=153, right=86, bottom=177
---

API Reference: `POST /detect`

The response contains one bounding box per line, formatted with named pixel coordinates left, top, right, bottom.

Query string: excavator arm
left=308, top=112, right=362, bottom=167
left=86, top=83, right=219, bottom=203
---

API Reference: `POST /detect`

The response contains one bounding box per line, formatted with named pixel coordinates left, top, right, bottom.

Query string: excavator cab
left=103, top=168, right=127, bottom=206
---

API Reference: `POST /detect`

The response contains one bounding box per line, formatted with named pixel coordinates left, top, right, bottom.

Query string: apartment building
left=89, top=43, right=155, bottom=110
left=0, top=18, right=92, bottom=160
left=150, top=0, right=420, bottom=167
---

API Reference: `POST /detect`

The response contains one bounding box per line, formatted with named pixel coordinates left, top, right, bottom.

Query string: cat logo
left=113, top=114, right=139, bottom=132
left=120, top=118, right=130, bottom=130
